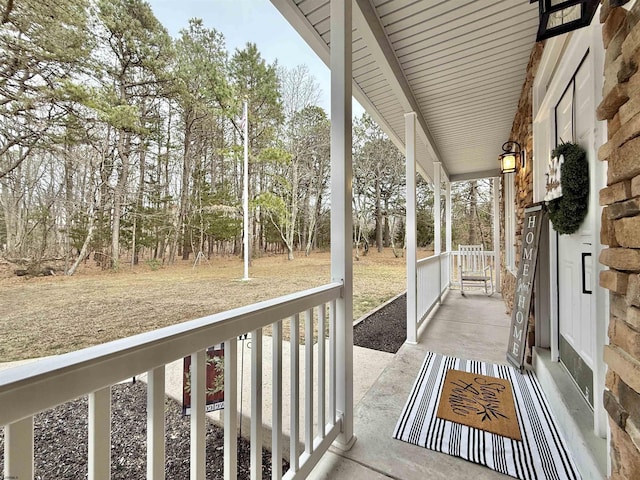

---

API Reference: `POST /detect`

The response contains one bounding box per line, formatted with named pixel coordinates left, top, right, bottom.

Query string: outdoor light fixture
left=499, top=141, right=525, bottom=175
left=530, top=0, right=599, bottom=41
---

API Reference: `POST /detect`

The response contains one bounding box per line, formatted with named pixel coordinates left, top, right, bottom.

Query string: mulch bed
left=0, top=381, right=287, bottom=479
left=353, top=293, right=406, bottom=354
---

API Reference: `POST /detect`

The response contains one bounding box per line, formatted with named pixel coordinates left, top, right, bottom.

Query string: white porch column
left=493, top=177, right=501, bottom=293
left=445, top=180, right=452, bottom=253
left=433, top=163, right=441, bottom=255
left=330, top=0, right=355, bottom=450
left=434, top=163, right=442, bottom=300
left=405, top=112, right=418, bottom=345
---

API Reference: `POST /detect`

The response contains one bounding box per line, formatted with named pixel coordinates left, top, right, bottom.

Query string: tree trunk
left=111, top=133, right=131, bottom=270
left=383, top=197, right=391, bottom=248
left=68, top=221, right=95, bottom=276
left=286, top=158, right=299, bottom=260
left=133, top=143, right=147, bottom=266
left=468, top=180, right=478, bottom=245
left=179, top=111, right=194, bottom=261
left=96, top=130, right=113, bottom=268
left=375, top=179, right=383, bottom=252
left=64, top=143, right=74, bottom=269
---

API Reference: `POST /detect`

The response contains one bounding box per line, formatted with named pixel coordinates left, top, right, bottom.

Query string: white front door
left=555, top=53, right=596, bottom=407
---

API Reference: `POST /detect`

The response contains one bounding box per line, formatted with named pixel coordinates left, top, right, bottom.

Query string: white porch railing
left=1, top=282, right=344, bottom=480
left=449, top=250, right=496, bottom=288
left=416, top=252, right=450, bottom=330
left=440, top=251, right=451, bottom=294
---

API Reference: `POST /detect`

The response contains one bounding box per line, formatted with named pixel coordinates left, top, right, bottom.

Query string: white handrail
left=416, top=254, right=442, bottom=328
left=440, top=251, right=451, bottom=294
left=2, top=282, right=345, bottom=480
left=0, top=282, right=343, bottom=426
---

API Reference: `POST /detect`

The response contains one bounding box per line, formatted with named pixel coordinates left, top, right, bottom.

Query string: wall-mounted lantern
left=531, top=0, right=599, bottom=42
left=499, top=141, right=525, bottom=175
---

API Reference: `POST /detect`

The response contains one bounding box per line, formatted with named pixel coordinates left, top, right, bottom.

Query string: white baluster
left=224, top=338, right=238, bottom=480
left=305, top=308, right=314, bottom=454
left=290, top=314, right=300, bottom=472
left=4, top=416, right=33, bottom=480
left=191, top=350, right=206, bottom=480
left=147, top=366, right=165, bottom=480
left=318, top=304, right=326, bottom=438
left=272, top=320, right=283, bottom=480
left=251, top=329, right=263, bottom=480
left=329, top=300, right=336, bottom=424
left=89, top=386, right=111, bottom=480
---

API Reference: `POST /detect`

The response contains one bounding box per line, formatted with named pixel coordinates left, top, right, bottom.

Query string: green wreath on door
left=547, top=142, right=589, bottom=235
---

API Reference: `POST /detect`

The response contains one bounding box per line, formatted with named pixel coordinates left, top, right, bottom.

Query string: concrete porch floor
left=309, top=289, right=514, bottom=480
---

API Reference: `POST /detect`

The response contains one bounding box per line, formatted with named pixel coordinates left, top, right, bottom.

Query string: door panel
left=558, top=260, right=576, bottom=344
left=555, top=53, right=595, bottom=407
left=574, top=55, right=595, bottom=369
left=555, top=86, right=573, bottom=144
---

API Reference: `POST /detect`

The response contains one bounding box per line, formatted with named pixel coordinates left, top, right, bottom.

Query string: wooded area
left=0, top=0, right=494, bottom=275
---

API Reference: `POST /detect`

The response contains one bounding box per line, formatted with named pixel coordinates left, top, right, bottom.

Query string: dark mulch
left=0, top=381, right=287, bottom=479
left=353, top=293, right=406, bottom=354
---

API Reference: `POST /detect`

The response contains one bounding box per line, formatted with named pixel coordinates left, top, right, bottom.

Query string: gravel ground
left=0, top=381, right=286, bottom=479
left=354, top=293, right=406, bottom=353
left=0, top=296, right=404, bottom=478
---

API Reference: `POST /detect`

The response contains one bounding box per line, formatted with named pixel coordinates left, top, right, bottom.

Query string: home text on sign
left=506, top=204, right=544, bottom=369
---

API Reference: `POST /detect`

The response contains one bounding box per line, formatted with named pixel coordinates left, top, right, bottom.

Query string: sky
left=147, top=0, right=364, bottom=117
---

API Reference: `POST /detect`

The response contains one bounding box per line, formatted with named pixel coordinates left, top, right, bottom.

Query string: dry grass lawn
left=0, top=249, right=432, bottom=362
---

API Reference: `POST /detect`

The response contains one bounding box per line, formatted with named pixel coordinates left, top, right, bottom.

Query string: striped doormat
left=393, top=352, right=581, bottom=480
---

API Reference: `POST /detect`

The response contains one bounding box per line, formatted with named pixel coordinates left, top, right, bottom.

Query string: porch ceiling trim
left=450, top=168, right=501, bottom=182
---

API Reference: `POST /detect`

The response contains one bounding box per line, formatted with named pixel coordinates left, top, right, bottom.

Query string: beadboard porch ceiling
left=270, top=0, right=540, bottom=182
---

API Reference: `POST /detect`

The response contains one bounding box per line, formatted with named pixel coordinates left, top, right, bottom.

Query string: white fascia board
left=353, top=82, right=435, bottom=184
left=450, top=168, right=502, bottom=183
left=352, top=87, right=406, bottom=153
left=417, top=163, right=432, bottom=184
left=270, top=0, right=331, bottom=66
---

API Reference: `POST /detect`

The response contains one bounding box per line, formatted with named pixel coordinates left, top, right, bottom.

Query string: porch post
left=433, top=163, right=441, bottom=256
left=445, top=180, right=452, bottom=289
left=433, top=163, right=442, bottom=298
left=492, top=177, right=501, bottom=292
left=405, top=112, right=417, bottom=344
left=330, top=0, right=355, bottom=450
left=445, top=180, right=452, bottom=253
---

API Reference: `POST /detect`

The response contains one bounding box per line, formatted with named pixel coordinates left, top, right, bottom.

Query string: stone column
left=597, top=2, right=640, bottom=477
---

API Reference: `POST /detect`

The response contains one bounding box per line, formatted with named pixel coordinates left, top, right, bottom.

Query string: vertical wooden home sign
left=507, top=204, right=545, bottom=369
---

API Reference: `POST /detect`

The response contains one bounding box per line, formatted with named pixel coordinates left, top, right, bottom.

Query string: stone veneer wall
left=598, top=1, right=640, bottom=478
left=500, top=43, right=544, bottom=363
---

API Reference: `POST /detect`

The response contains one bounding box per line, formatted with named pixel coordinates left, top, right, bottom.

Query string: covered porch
left=1, top=0, right=613, bottom=479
